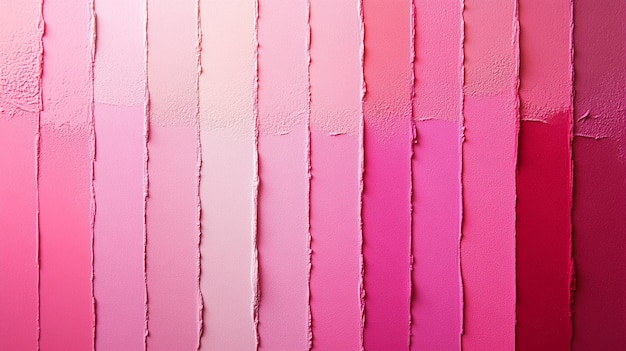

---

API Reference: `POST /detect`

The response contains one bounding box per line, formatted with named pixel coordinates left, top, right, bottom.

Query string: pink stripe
left=39, top=0, right=95, bottom=348
left=461, top=2, right=518, bottom=349
left=516, top=1, right=573, bottom=349
left=0, top=0, right=41, bottom=348
left=257, top=1, right=311, bottom=347
left=572, top=0, right=626, bottom=349
left=362, top=0, right=413, bottom=348
left=92, top=0, right=147, bottom=348
left=146, top=0, right=201, bottom=348
left=198, top=0, right=258, bottom=349
left=308, top=0, right=362, bottom=349
left=411, top=1, right=463, bottom=349
left=93, top=104, right=146, bottom=350
left=411, top=121, right=462, bottom=350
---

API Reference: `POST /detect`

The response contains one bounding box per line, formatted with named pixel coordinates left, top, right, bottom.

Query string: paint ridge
left=195, top=0, right=203, bottom=348
left=253, top=1, right=261, bottom=349
left=567, top=0, right=575, bottom=344
left=36, top=1, right=45, bottom=347
left=458, top=0, right=466, bottom=344
left=142, top=0, right=150, bottom=348
left=89, top=0, right=97, bottom=345
left=305, top=0, right=313, bottom=349
left=357, top=1, right=366, bottom=350
left=408, top=0, right=417, bottom=348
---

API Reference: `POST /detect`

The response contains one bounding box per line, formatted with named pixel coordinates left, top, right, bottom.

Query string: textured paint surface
left=361, top=0, right=412, bottom=349
left=93, top=0, right=147, bottom=349
left=146, top=0, right=201, bottom=349
left=257, top=0, right=311, bottom=349
left=0, top=0, right=41, bottom=348
left=199, top=0, right=257, bottom=349
left=411, top=1, right=463, bottom=350
left=309, top=0, right=362, bottom=349
left=572, top=0, right=626, bottom=349
left=516, top=1, right=573, bottom=349
left=39, top=0, right=95, bottom=349
left=461, top=1, right=518, bottom=350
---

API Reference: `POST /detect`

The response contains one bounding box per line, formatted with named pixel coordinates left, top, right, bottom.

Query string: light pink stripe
left=257, top=0, right=311, bottom=348
left=0, top=0, right=41, bottom=348
left=198, top=0, right=258, bottom=349
left=361, top=0, right=413, bottom=349
left=461, top=2, right=518, bottom=348
left=93, top=104, right=146, bottom=350
left=146, top=0, right=201, bottom=349
left=93, top=0, right=147, bottom=349
left=39, top=0, right=95, bottom=348
left=308, top=0, right=362, bottom=349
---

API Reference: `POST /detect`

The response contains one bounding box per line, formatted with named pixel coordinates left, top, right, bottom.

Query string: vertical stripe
left=257, top=0, right=311, bottom=349
left=461, top=0, right=518, bottom=349
left=516, top=0, right=573, bottom=349
left=39, top=0, right=95, bottom=348
left=572, top=0, right=626, bottom=349
left=0, top=0, right=42, bottom=348
left=411, top=0, right=463, bottom=349
left=146, top=0, right=202, bottom=348
left=361, top=0, right=413, bottom=349
left=198, top=0, right=258, bottom=349
left=309, top=0, right=362, bottom=349
left=93, top=0, right=147, bottom=349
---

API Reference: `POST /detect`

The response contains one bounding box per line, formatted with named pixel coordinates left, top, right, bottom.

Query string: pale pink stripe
left=92, top=0, right=147, bottom=349
left=308, top=0, right=362, bottom=349
left=257, top=0, right=311, bottom=349
left=93, top=104, right=146, bottom=350
left=198, top=0, right=258, bottom=349
left=146, top=0, right=201, bottom=349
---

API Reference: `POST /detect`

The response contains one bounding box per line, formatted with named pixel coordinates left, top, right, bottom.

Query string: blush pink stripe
left=308, top=0, right=362, bottom=349
left=145, top=0, right=202, bottom=349
left=257, top=0, right=311, bottom=348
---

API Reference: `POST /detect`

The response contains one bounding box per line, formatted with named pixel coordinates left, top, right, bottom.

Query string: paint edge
left=408, top=0, right=417, bottom=348
left=512, top=0, right=521, bottom=342
left=195, top=0, right=204, bottom=348
left=305, top=0, right=313, bottom=349
left=142, top=0, right=150, bottom=348
left=252, top=1, right=261, bottom=349
left=567, top=0, right=576, bottom=347
left=36, top=0, right=45, bottom=349
left=357, top=0, right=366, bottom=350
left=89, top=1, right=97, bottom=347
left=459, top=0, right=466, bottom=346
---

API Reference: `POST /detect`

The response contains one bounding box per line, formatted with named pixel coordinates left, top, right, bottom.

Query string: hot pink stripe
left=411, top=120, right=462, bottom=350
left=0, top=0, right=41, bottom=348
left=361, top=0, right=413, bottom=349
left=411, top=1, right=463, bottom=349
left=308, top=0, right=362, bottom=349
left=256, top=0, right=311, bottom=349
left=572, top=0, right=626, bottom=349
left=39, top=0, right=95, bottom=349
left=146, top=0, right=201, bottom=348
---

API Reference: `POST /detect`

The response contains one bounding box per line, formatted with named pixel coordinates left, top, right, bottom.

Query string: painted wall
left=1, top=0, right=625, bottom=350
